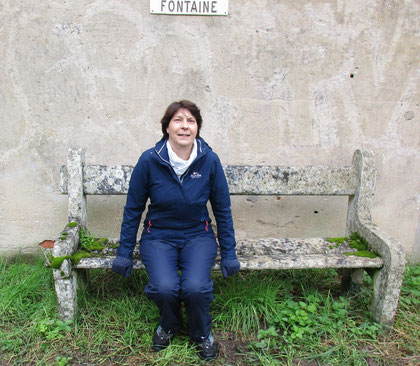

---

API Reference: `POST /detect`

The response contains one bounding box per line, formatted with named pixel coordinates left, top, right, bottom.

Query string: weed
left=253, top=327, right=279, bottom=350
left=56, top=356, right=72, bottom=366
left=36, top=318, right=72, bottom=340
left=79, top=227, right=108, bottom=251
left=399, top=264, right=420, bottom=309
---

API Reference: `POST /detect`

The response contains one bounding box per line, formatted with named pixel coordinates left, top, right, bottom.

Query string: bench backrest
left=61, top=164, right=357, bottom=196
left=60, top=149, right=376, bottom=228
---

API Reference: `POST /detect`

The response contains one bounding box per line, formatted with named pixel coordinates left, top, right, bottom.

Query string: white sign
left=150, top=0, right=228, bottom=16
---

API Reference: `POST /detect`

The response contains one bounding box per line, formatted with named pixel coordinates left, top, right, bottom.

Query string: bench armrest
left=356, top=219, right=406, bottom=274
left=354, top=219, right=406, bottom=326
left=53, top=224, right=81, bottom=258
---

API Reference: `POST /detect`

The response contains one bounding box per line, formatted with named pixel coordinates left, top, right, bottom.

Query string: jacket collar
left=154, top=138, right=210, bottom=164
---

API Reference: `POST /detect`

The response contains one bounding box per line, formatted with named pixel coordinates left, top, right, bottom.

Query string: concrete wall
left=1, top=0, right=419, bottom=261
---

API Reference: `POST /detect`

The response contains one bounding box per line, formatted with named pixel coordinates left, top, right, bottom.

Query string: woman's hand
left=112, top=256, right=133, bottom=278
left=220, top=257, right=240, bottom=278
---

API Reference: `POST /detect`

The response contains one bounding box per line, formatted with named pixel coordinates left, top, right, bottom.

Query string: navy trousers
left=140, top=227, right=218, bottom=342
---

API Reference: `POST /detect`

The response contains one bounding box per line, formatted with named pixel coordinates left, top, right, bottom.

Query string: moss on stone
left=348, top=232, right=369, bottom=251
left=70, top=251, right=92, bottom=265
left=344, top=250, right=377, bottom=258
left=67, top=222, right=78, bottom=228
left=326, top=233, right=378, bottom=258
left=49, top=250, right=92, bottom=269
left=48, top=227, right=110, bottom=269
left=326, top=236, right=348, bottom=249
left=326, top=237, right=347, bottom=244
left=50, top=256, right=71, bottom=269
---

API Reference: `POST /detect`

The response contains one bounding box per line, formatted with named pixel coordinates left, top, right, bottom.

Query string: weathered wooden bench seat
left=52, top=148, right=405, bottom=329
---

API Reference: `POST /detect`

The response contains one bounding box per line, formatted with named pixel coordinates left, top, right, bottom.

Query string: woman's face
left=166, top=108, right=198, bottom=150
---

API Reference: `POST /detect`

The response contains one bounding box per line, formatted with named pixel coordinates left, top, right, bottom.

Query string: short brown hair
left=160, top=100, right=203, bottom=139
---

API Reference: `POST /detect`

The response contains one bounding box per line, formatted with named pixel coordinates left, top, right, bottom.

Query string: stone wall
left=1, top=0, right=419, bottom=261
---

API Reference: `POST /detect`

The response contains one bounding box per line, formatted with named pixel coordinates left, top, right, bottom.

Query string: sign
left=150, top=0, right=228, bottom=16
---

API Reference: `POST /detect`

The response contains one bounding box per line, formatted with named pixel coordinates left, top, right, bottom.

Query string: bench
left=50, top=148, right=406, bottom=329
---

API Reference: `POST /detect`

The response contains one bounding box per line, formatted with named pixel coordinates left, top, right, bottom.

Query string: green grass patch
left=1, top=256, right=418, bottom=365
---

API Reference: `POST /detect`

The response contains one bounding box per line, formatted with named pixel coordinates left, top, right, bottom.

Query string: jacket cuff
left=116, top=246, right=133, bottom=259
left=220, top=249, right=237, bottom=260
left=115, top=256, right=133, bottom=265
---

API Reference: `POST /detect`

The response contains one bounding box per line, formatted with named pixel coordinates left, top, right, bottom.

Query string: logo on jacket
left=190, top=171, right=202, bottom=179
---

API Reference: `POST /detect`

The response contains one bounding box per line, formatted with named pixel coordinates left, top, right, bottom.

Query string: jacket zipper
left=179, top=167, right=190, bottom=183
left=155, top=140, right=205, bottom=185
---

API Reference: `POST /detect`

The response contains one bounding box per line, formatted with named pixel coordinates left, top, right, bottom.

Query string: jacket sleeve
left=209, top=154, right=237, bottom=260
left=117, top=155, right=149, bottom=258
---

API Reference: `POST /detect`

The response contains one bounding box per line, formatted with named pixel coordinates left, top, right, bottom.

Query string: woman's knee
left=181, top=278, right=213, bottom=299
left=145, top=278, right=180, bottom=298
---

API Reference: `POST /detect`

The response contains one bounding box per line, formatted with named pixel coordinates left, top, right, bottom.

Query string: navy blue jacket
left=117, top=138, right=236, bottom=260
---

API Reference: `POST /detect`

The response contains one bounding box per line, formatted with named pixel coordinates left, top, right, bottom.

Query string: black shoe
left=152, top=326, right=174, bottom=351
left=196, top=333, right=218, bottom=361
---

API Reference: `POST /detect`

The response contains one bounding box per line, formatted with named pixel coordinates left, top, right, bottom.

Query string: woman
left=112, top=100, right=240, bottom=361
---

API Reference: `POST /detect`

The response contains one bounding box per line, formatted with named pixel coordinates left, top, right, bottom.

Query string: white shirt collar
left=167, top=140, right=197, bottom=178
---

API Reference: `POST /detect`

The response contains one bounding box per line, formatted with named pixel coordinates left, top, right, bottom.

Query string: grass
left=0, top=257, right=419, bottom=366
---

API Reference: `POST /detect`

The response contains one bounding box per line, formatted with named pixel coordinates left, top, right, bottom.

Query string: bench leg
left=371, top=267, right=403, bottom=329
left=53, top=260, right=78, bottom=322
left=341, top=268, right=364, bottom=295
left=77, top=268, right=89, bottom=291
